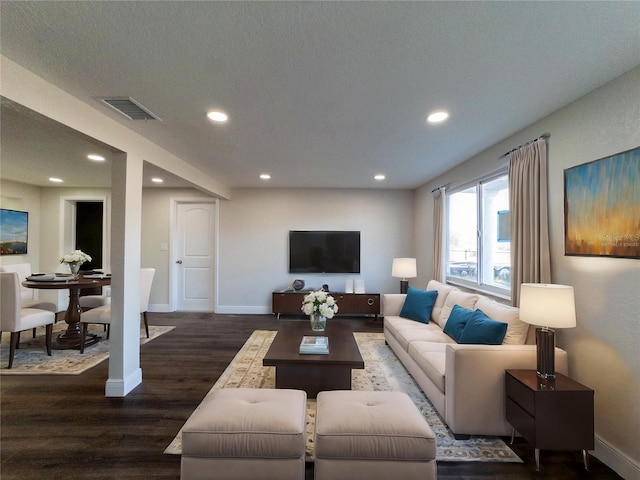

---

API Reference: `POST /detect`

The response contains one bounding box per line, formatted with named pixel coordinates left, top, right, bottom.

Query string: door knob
left=176, top=260, right=183, bottom=264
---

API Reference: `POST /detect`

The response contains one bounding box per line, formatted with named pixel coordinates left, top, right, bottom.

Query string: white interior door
left=174, top=201, right=215, bottom=311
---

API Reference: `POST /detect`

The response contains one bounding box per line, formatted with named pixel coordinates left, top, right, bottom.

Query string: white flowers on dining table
left=301, top=290, right=339, bottom=318
left=59, top=249, right=92, bottom=265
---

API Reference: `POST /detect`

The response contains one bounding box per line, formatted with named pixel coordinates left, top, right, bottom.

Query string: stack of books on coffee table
left=299, top=335, right=329, bottom=354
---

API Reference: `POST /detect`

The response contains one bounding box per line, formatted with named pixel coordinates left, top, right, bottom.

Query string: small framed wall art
left=0, top=208, right=29, bottom=255
left=564, top=146, right=639, bottom=259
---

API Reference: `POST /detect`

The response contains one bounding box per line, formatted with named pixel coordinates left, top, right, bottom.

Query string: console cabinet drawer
left=333, top=293, right=380, bottom=315
left=272, top=291, right=380, bottom=318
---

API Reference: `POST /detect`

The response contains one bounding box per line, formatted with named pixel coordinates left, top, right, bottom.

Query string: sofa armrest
left=383, top=294, right=406, bottom=317
left=444, top=344, right=569, bottom=436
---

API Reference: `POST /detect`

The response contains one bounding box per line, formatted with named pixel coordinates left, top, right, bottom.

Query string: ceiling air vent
left=100, top=97, right=161, bottom=120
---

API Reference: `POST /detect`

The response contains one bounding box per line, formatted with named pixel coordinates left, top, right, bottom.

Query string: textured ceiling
left=1, top=1, right=639, bottom=189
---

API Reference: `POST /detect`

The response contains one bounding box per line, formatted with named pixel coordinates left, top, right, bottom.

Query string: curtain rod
left=431, top=183, right=450, bottom=193
left=500, top=133, right=550, bottom=158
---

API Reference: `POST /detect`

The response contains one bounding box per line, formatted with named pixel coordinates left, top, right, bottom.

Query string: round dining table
left=23, top=274, right=112, bottom=350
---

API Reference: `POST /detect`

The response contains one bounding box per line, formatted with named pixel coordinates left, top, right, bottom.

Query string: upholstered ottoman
left=180, top=388, right=307, bottom=480
left=314, top=391, right=437, bottom=480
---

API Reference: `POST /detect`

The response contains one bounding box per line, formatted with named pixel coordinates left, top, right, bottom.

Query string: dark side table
left=505, top=369, right=594, bottom=472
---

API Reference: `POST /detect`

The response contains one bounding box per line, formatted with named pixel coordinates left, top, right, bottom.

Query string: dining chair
left=1, top=263, right=58, bottom=338
left=0, top=263, right=58, bottom=312
left=0, top=272, right=55, bottom=369
left=79, top=285, right=112, bottom=310
left=79, top=268, right=155, bottom=353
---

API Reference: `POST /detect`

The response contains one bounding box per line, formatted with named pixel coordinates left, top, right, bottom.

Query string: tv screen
left=289, top=231, right=360, bottom=274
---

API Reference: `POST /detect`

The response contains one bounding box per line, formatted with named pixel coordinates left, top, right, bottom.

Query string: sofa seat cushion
left=385, top=316, right=453, bottom=350
left=408, top=341, right=446, bottom=393
left=475, top=297, right=530, bottom=345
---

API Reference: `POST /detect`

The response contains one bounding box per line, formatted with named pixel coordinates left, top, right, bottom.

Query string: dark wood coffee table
left=262, top=320, right=364, bottom=398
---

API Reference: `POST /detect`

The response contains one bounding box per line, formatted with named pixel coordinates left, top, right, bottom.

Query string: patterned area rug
left=165, top=329, right=521, bottom=463
left=0, top=323, right=175, bottom=375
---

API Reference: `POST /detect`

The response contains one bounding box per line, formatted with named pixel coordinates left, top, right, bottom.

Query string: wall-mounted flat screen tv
left=289, top=230, right=360, bottom=274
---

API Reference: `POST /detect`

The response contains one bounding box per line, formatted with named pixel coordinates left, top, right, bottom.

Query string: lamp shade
left=519, top=283, right=577, bottom=329
left=392, top=258, right=417, bottom=279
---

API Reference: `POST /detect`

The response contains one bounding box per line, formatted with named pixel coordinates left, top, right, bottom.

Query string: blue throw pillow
left=443, top=304, right=475, bottom=342
left=399, top=286, right=438, bottom=324
left=458, top=309, right=508, bottom=345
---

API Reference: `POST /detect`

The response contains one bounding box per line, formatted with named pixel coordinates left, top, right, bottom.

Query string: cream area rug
left=0, top=323, right=175, bottom=375
left=165, top=329, right=522, bottom=463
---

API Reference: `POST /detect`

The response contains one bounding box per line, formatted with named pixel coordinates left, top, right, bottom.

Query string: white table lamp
left=392, top=258, right=417, bottom=294
left=519, top=283, right=576, bottom=379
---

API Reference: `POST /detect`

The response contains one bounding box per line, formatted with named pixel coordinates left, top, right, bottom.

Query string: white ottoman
left=180, top=388, right=307, bottom=480
left=314, top=391, right=437, bottom=480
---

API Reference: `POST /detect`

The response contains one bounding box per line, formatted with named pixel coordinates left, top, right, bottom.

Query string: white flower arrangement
left=301, top=290, right=339, bottom=318
left=60, top=249, right=92, bottom=265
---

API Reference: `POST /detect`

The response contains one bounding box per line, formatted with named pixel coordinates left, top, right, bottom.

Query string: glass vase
left=310, top=313, right=326, bottom=332
left=68, top=263, right=81, bottom=279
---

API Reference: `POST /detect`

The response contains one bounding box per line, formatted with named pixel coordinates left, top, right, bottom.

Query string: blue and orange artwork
left=564, top=147, right=639, bottom=258
left=0, top=209, right=29, bottom=255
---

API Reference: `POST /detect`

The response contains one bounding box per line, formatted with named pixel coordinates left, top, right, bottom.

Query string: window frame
left=445, top=169, right=511, bottom=300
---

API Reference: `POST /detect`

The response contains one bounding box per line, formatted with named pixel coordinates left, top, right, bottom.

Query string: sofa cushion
left=475, top=297, right=530, bottom=345
left=437, top=289, right=480, bottom=328
left=442, top=304, right=475, bottom=342
left=408, top=342, right=446, bottom=393
left=399, top=286, right=438, bottom=323
left=426, top=280, right=454, bottom=323
left=385, top=316, right=452, bottom=350
left=458, top=309, right=508, bottom=345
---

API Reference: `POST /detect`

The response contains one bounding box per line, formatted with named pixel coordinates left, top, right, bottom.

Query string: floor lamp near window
left=392, top=258, right=417, bottom=294
left=519, top=283, right=576, bottom=379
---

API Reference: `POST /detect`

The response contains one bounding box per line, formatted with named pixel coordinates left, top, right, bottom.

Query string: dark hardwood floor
left=1, top=313, right=621, bottom=479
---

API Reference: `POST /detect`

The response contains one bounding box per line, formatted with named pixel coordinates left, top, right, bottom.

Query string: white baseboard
left=215, top=305, right=273, bottom=315
left=104, top=368, right=142, bottom=397
left=148, top=303, right=171, bottom=312
left=594, top=434, right=640, bottom=480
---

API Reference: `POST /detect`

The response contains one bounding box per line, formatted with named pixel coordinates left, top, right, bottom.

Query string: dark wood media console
left=272, top=290, right=380, bottom=320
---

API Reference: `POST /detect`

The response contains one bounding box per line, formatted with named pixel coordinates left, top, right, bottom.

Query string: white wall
left=415, top=66, right=640, bottom=478
left=141, top=187, right=215, bottom=310
left=0, top=180, right=42, bottom=271
left=217, top=188, right=414, bottom=313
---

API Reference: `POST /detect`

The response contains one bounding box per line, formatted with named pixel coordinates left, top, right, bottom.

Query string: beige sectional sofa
left=383, top=280, right=569, bottom=437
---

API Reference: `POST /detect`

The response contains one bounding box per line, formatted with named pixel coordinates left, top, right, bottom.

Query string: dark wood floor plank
left=1, top=313, right=621, bottom=479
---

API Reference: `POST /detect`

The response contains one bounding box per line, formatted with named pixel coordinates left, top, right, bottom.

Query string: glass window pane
left=447, top=187, right=477, bottom=281
left=480, top=175, right=510, bottom=289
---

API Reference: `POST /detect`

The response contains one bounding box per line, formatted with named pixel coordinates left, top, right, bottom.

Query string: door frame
left=169, top=197, right=218, bottom=312
left=59, top=194, right=109, bottom=309
left=60, top=195, right=109, bottom=269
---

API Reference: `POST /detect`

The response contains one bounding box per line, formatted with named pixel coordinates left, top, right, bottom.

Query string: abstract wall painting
left=0, top=208, right=29, bottom=255
left=564, top=147, right=639, bottom=259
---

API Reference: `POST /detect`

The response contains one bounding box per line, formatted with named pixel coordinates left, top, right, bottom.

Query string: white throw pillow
left=475, top=297, right=530, bottom=345
left=426, top=280, right=454, bottom=323
left=436, top=289, right=479, bottom=329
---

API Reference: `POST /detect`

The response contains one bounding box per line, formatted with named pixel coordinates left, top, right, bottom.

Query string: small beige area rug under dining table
left=0, top=323, right=175, bottom=374
left=165, top=329, right=521, bottom=463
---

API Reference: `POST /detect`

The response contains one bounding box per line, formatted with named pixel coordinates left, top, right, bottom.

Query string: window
left=446, top=173, right=511, bottom=296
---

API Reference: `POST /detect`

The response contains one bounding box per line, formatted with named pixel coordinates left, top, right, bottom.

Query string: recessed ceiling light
left=427, top=110, right=449, bottom=124
left=207, top=110, right=228, bottom=123
left=151, top=177, right=164, bottom=183
left=87, top=154, right=105, bottom=162
left=259, top=173, right=271, bottom=180
left=374, top=174, right=386, bottom=181
left=49, top=177, right=63, bottom=183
